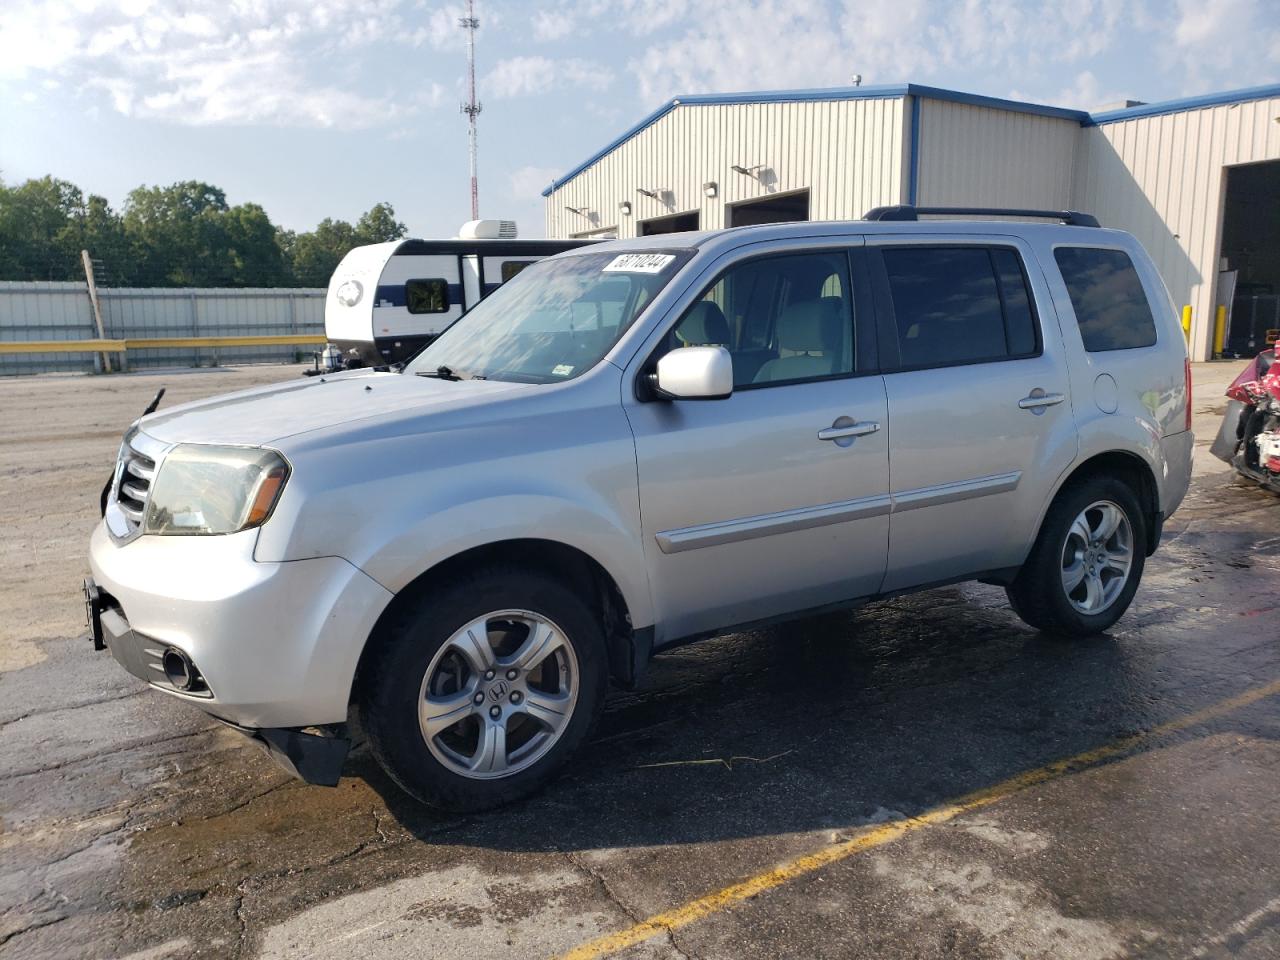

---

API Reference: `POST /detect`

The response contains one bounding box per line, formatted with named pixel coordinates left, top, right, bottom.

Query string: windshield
left=405, top=249, right=691, bottom=383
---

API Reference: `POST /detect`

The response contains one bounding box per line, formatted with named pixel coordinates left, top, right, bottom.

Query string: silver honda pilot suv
left=86, top=209, right=1194, bottom=811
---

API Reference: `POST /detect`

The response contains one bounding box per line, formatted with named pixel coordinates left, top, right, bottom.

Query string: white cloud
left=407, top=7, right=464, bottom=50
left=531, top=10, right=573, bottom=42
left=616, top=0, right=1279, bottom=106
left=508, top=164, right=561, bottom=198
left=485, top=55, right=613, bottom=98
left=0, top=0, right=439, bottom=127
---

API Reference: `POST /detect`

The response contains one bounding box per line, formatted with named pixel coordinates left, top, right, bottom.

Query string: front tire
left=358, top=566, right=608, bottom=812
left=1006, top=475, right=1146, bottom=637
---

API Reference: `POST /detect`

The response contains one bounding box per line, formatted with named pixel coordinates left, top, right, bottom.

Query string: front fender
left=253, top=391, right=652, bottom=629
left=353, top=493, right=653, bottom=629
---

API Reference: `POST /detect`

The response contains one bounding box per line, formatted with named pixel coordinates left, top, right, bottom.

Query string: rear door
left=867, top=236, right=1078, bottom=591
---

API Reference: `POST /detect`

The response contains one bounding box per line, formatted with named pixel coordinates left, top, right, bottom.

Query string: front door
left=624, top=245, right=891, bottom=643
left=866, top=237, right=1077, bottom=591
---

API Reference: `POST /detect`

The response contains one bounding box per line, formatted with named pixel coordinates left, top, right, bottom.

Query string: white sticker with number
left=602, top=253, right=676, bottom=274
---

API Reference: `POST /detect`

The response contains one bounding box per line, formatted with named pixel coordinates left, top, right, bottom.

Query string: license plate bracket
left=83, top=578, right=106, bottom=651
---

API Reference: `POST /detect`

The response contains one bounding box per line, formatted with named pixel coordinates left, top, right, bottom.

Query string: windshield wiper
left=417, top=365, right=463, bottom=381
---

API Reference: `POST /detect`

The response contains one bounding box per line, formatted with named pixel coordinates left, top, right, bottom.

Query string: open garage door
left=1221, top=160, right=1280, bottom=357
left=639, top=211, right=700, bottom=236
left=728, top=190, right=810, bottom=227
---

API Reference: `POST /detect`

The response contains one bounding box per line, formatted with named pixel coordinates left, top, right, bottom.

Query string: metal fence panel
left=0, top=282, right=325, bottom=375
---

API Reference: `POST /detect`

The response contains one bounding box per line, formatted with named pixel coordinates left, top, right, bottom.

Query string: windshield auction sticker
left=602, top=253, right=676, bottom=274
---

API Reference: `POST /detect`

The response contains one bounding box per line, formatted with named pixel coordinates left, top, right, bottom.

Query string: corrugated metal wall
left=915, top=100, right=1079, bottom=209
left=545, top=97, right=907, bottom=239
left=1073, top=95, right=1280, bottom=359
left=0, top=282, right=325, bottom=375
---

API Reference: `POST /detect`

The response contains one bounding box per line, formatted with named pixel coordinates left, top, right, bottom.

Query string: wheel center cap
left=489, top=680, right=509, bottom=702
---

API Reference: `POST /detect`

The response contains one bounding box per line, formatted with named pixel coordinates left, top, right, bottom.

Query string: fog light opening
left=162, top=647, right=206, bottom=693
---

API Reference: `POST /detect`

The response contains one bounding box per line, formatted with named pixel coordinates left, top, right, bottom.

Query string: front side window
left=666, top=251, right=855, bottom=388
left=406, top=278, right=450, bottom=314
left=1054, top=247, right=1158, bottom=352
left=880, top=246, right=1040, bottom=370
left=406, top=250, right=690, bottom=383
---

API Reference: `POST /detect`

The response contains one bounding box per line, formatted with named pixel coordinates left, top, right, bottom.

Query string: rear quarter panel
left=1028, top=230, right=1190, bottom=519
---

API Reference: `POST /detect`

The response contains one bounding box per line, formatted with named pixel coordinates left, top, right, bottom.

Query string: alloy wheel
left=418, top=610, right=579, bottom=780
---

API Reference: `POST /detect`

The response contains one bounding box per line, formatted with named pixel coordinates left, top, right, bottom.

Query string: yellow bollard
left=1181, top=305, right=1192, bottom=344
left=1213, top=305, right=1227, bottom=357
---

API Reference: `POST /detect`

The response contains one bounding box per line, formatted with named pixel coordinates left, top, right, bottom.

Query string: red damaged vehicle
left=1211, top=347, right=1280, bottom=493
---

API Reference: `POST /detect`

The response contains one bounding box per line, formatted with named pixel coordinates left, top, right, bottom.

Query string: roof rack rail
left=863, top=205, right=1100, bottom=228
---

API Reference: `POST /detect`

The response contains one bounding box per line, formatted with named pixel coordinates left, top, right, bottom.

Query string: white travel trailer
left=323, top=220, right=591, bottom=367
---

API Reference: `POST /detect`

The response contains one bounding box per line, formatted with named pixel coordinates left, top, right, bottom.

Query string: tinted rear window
left=1054, top=247, right=1157, bottom=351
left=881, top=246, right=1039, bottom=369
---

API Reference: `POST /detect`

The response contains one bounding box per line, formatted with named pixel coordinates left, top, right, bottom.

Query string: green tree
left=285, top=202, right=407, bottom=287
left=57, top=194, right=129, bottom=285
left=287, top=217, right=359, bottom=287
left=0, top=176, right=409, bottom=289
left=355, top=202, right=407, bottom=244
left=0, top=176, right=89, bottom=280
left=122, top=181, right=231, bottom=286
left=224, top=202, right=288, bottom=286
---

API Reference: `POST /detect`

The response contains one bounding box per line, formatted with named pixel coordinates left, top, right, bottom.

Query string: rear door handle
left=818, top=420, right=881, bottom=442
left=1018, top=391, right=1065, bottom=413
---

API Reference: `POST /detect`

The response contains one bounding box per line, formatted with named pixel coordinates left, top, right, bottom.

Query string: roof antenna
left=459, top=0, right=482, bottom=220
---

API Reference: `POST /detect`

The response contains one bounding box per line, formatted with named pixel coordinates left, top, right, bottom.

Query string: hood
left=138, top=370, right=534, bottom=446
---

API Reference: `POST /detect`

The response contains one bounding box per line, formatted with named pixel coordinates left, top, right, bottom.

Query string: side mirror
left=652, top=346, right=733, bottom=400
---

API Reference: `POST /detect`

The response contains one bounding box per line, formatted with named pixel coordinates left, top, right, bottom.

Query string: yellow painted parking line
left=557, top=677, right=1280, bottom=960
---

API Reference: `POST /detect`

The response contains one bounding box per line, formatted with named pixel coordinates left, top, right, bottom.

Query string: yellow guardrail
left=0, top=338, right=128, bottom=354
left=0, top=334, right=324, bottom=356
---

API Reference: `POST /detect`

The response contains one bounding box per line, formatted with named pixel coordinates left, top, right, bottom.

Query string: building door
left=1220, top=160, right=1280, bottom=357
left=728, top=190, right=810, bottom=227
left=639, top=211, right=700, bottom=235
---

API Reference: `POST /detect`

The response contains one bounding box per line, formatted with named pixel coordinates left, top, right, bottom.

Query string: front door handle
left=1018, top=390, right=1066, bottom=414
left=818, top=418, right=880, bottom=443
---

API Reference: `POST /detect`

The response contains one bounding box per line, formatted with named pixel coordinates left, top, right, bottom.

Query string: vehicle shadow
left=360, top=580, right=1233, bottom=854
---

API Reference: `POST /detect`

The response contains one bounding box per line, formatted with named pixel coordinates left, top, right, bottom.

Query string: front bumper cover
left=84, top=575, right=351, bottom=786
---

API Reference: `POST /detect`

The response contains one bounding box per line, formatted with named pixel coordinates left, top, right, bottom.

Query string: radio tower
left=459, top=0, right=482, bottom=220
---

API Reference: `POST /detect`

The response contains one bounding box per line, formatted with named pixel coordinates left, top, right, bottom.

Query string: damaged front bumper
left=1213, top=348, right=1280, bottom=494
left=83, top=576, right=351, bottom=785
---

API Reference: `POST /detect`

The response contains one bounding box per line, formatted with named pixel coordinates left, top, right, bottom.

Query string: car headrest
left=676, top=300, right=730, bottom=346
left=777, top=300, right=842, bottom=353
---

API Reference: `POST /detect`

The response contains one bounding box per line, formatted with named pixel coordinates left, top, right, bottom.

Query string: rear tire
left=358, top=566, right=608, bottom=812
left=1006, top=475, right=1146, bottom=637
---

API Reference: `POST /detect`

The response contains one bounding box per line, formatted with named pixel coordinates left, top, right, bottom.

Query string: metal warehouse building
left=542, top=83, right=1280, bottom=362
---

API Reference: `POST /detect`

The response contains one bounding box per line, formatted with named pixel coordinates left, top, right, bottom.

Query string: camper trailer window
left=501, top=261, right=532, bottom=282
left=406, top=278, right=450, bottom=314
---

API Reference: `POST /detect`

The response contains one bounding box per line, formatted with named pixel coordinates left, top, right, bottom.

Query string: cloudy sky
left=2, top=0, right=1278, bottom=238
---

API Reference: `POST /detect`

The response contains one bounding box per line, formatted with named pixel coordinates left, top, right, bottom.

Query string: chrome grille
left=115, top=442, right=155, bottom=530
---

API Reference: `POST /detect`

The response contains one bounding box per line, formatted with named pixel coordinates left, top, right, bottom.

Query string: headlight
left=144, top=445, right=290, bottom=536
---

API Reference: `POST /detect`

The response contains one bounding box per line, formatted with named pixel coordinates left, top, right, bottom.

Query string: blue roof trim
left=542, top=81, right=1280, bottom=196
left=904, top=84, right=1089, bottom=122
left=907, top=96, right=921, bottom=206
left=1084, top=82, right=1280, bottom=126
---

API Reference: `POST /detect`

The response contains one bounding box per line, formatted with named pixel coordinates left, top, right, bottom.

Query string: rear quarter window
left=1054, top=247, right=1157, bottom=351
